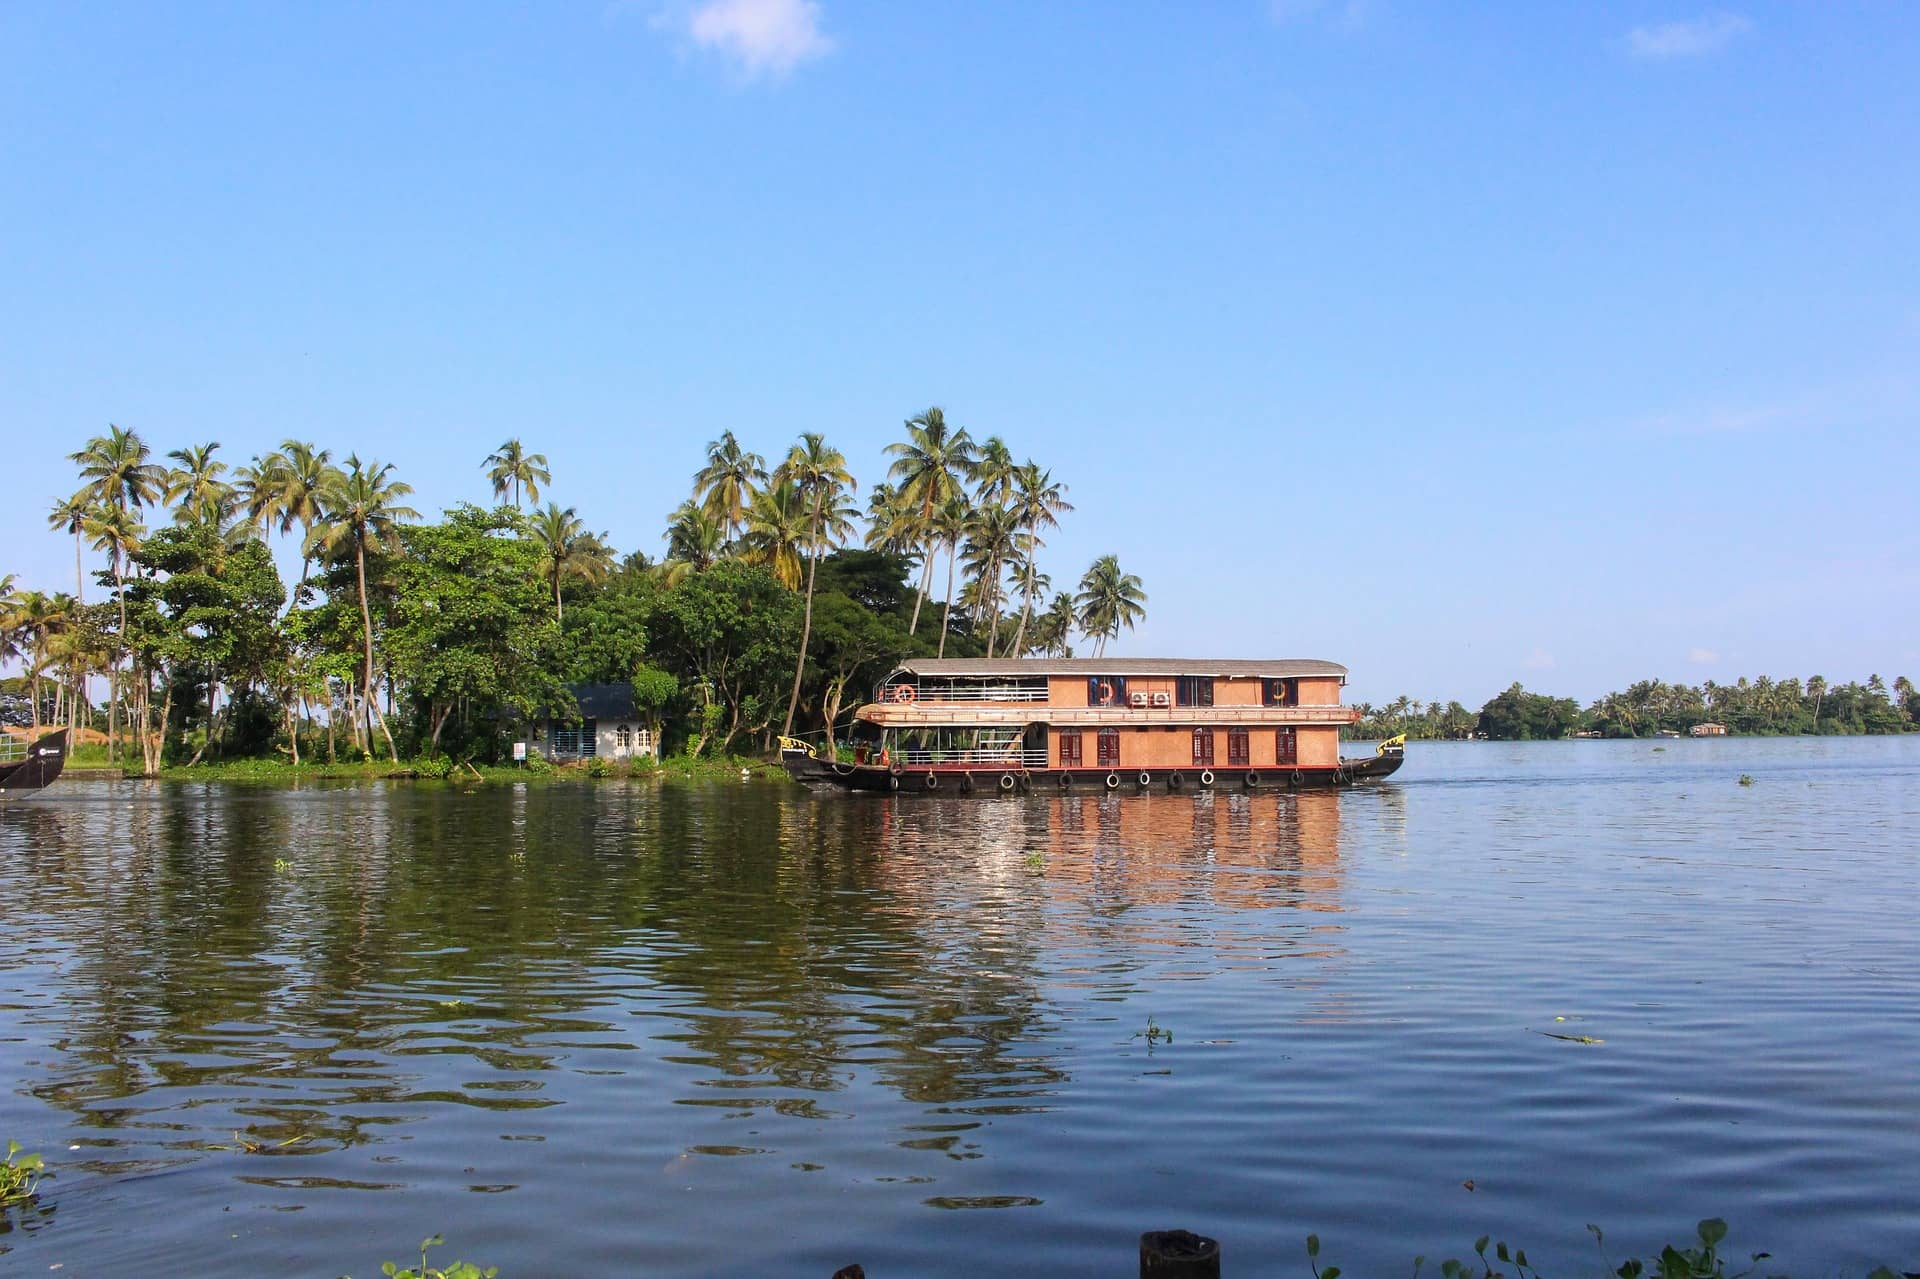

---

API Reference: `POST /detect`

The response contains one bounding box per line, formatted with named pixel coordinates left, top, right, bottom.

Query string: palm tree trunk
left=782, top=499, right=824, bottom=737
left=984, top=552, right=1003, bottom=658
left=908, top=547, right=933, bottom=635
left=1012, top=576, right=1036, bottom=656
left=554, top=574, right=564, bottom=624
left=938, top=541, right=958, bottom=659
left=355, top=540, right=399, bottom=762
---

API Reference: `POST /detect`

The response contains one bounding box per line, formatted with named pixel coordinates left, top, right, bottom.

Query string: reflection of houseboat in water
left=783, top=658, right=1404, bottom=795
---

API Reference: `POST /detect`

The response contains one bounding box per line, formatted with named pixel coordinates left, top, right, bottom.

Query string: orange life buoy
left=1095, top=680, right=1115, bottom=706
left=891, top=684, right=917, bottom=704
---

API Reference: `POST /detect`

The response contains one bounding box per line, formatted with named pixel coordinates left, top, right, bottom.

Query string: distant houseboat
left=781, top=658, right=1404, bottom=795
left=1689, top=722, right=1729, bottom=737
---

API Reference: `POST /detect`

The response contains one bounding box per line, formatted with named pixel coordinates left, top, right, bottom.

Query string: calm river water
left=2, top=738, right=1917, bottom=1277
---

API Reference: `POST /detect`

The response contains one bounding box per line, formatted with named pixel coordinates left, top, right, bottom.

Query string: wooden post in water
left=1140, top=1229, right=1220, bottom=1278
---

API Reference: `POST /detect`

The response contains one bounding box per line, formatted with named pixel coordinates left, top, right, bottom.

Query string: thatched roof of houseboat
left=893, top=658, right=1347, bottom=679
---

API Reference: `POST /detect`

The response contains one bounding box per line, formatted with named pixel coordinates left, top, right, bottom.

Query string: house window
left=1227, top=728, right=1250, bottom=766
left=1088, top=676, right=1127, bottom=708
left=1059, top=731, right=1083, bottom=767
left=1191, top=729, right=1215, bottom=766
left=616, top=724, right=632, bottom=751
left=635, top=728, right=653, bottom=757
left=550, top=720, right=598, bottom=758
left=1264, top=678, right=1296, bottom=707
left=1176, top=676, right=1214, bottom=708
left=1096, top=728, right=1121, bottom=767
left=1276, top=727, right=1297, bottom=765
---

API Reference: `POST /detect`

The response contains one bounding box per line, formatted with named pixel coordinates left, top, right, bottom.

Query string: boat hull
left=782, top=748, right=1403, bottom=795
left=0, top=730, right=69, bottom=796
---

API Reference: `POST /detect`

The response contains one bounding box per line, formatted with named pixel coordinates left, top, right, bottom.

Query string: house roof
left=892, top=658, right=1348, bottom=679
left=554, top=683, right=638, bottom=720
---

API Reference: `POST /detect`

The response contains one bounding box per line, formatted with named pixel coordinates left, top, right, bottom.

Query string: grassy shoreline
left=116, top=754, right=788, bottom=785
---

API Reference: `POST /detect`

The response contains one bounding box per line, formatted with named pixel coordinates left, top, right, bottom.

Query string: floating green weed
left=1132, top=1017, right=1173, bottom=1047
left=1306, top=1220, right=1910, bottom=1279
left=1, top=1140, right=49, bottom=1205
left=376, top=1235, right=498, bottom=1279
left=1738, top=775, right=1756, bottom=787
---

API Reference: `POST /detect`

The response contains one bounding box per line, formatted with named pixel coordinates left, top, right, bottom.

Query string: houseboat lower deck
left=781, top=659, right=1404, bottom=796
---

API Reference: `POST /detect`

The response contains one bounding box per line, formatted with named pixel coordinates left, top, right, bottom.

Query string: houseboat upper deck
left=782, top=658, right=1402, bottom=795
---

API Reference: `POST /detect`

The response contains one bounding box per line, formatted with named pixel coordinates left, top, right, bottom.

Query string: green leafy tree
left=648, top=560, right=800, bottom=756
left=387, top=505, right=563, bottom=755
left=1477, top=682, right=1583, bottom=740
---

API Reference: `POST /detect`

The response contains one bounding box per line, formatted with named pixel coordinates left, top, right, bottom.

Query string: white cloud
left=1523, top=649, right=1556, bottom=670
left=1627, top=12, right=1751, bottom=59
left=665, top=0, right=833, bottom=79
left=1689, top=648, right=1720, bottom=665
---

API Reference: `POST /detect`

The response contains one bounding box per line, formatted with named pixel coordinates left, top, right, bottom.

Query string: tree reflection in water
left=0, top=781, right=1353, bottom=1190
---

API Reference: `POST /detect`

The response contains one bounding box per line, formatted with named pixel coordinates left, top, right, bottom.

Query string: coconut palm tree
left=1074, top=555, right=1147, bottom=658
left=1031, top=591, right=1078, bottom=657
left=861, top=482, right=917, bottom=558
left=307, top=456, right=418, bottom=761
left=234, top=451, right=292, bottom=538
left=884, top=408, right=977, bottom=635
left=70, top=425, right=165, bottom=518
left=928, top=494, right=973, bottom=659
left=1807, top=675, right=1827, bottom=732
left=275, top=441, right=340, bottom=584
left=1008, top=463, right=1072, bottom=654
left=1007, top=560, right=1051, bottom=657
left=962, top=502, right=1022, bottom=657
left=974, top=436, right=1017, bottom=507
left=163, top=442, right=235, bottom=528
left=529, top=502, right=613, bottom=623
left=775, top=433, right=857, bottom=736
left=694, top=431, right=766, bottom=544
left=483, top=439, right=551, bottom=510
left=70, top=427, right=163, bottom=761
left=6, top=590, right=70, bottom=734
left=46, top=494, right=92, bottom=605
left=663, top=500, right=727, bottom=583
left=741, top=479, right=810, bottom=590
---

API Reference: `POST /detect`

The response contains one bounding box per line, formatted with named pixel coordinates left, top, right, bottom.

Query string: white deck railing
left=0, top=737, right=24, bottom=764
left=878, top=683, right=1049, bottom=704
left=892, top=748, right=1050, bottom=768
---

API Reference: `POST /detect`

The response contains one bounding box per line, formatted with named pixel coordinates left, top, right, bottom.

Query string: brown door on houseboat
left=1227, top=728, right=1250, bottom=767
left=1059, top=731, right=1083, bottom=767
left=1276, top=727, right=1297, bottom=765
left=1097, top=728, right=1121, bottom=767
left=1191, top=729, right=1215, bottom=766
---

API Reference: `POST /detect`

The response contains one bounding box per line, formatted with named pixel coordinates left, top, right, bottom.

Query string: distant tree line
left=0, top=414, right=1152, bottom=770
left=1348, top=675, right=1918, bottom=742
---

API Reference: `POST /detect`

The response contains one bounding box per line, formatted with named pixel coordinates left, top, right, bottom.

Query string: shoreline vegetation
left=4, top=426, right=1910, bottom=775
left=1345, top=677, right=1916, bottom=743
left=3, top=417, right=1135, bottom=777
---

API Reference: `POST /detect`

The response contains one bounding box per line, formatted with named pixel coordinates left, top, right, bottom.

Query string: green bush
left=413, top=756, right=453, bottom=780
left=583, top=755, right=612, bottom=779
left=521, top=751, right=553, bottom=776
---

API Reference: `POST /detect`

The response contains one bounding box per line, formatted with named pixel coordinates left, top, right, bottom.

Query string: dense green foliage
left=1349, top=675, right=1916, bottom=741
left=3, top=419, right=1153, bottom=771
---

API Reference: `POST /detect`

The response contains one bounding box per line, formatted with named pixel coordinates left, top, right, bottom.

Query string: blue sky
left=3, top=1, right=1916, bottom=705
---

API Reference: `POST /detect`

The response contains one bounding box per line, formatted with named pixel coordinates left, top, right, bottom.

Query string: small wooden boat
left=781, top=660, right=1405, bottom=796
left=0, top=730, right=68, bottom=796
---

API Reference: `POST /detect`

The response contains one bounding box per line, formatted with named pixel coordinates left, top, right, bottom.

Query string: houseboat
left=0, top=729, right=67, bottom=796
left=781, top=658, right=1403, bottom=795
